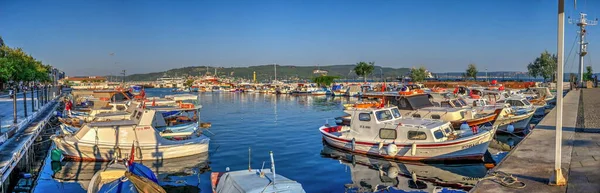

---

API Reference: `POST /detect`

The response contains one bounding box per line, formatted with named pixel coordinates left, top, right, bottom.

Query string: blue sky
left=1, top=0, right=598, bottom=76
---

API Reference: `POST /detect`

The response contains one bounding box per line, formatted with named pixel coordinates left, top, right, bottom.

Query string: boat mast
left=270, top=151, right=276, bottom=184
left=569, top=12, right=597, bottom=86
left=274, top=63, right=277, bottom=83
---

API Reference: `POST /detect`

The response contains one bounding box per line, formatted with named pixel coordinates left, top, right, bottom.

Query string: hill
left=112, top=65, right=412, bottom=82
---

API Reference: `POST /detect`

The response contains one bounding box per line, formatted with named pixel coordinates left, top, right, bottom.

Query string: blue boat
left=88, top=149, right=166, bottom=193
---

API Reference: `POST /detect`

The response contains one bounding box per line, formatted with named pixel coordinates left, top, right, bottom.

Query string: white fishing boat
left=211, top=151, right=306, bottom=193
left=52, top=106, right=210, bottom=162
left=320, top=106, right=500, bottom=161
left=164, top=94, right=198, bottom=101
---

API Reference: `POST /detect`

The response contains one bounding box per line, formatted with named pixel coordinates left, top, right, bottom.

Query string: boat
left=383, top=93, right=501, bottom=128
left=319, top=106, right=501, bottom=161
left=87, top=148, right=166, bottom=193
left=320, top=144, right=488, bottom=192
left=52, top=106, right=210, bottom=162
left=211, top=151, right=306, bottom=193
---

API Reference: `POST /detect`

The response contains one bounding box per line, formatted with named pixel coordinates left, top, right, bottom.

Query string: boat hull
left=54, top=137, right=209, bottom=162
left=497, top=112, right=534, bottom=133
left=320, top=127, right=494, bottom=161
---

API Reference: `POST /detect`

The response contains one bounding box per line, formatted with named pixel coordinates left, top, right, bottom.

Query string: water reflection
left=44, top=152, right=209, bottom=192
left=320, top=144, right=488, bottom=193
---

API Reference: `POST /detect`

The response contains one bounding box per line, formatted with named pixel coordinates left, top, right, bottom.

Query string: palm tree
left=354, top=62, right=375, bottom=83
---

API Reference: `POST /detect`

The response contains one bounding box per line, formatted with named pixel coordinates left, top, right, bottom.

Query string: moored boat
left=52, top=106, right=210, bottom=162
left=320, top=106, right=501, bottom=161
left=211, top=151, right=306, bottom=193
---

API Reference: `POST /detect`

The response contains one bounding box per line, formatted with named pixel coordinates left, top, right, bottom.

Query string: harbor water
left=32, top=88, right=535, bottom=193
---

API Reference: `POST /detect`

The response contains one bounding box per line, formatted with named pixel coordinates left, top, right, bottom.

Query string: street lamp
left=486, top=68, right=488, bottom=82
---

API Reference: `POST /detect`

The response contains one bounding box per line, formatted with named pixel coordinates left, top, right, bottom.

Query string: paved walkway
left=567, top=88, right=600, bottom=192
left=472, top=89, right=600, bottom=193
left=472, top=91, right=579, bottom=193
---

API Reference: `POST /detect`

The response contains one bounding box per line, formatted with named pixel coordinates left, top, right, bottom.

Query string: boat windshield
left=391, top=108, right=401, bottom=118
left=522, top=99, right=531, bottom=106
left=375, top=110, right=393, bottom=122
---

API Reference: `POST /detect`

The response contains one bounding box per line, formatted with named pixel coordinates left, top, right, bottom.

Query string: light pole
left=550, top=0, right=566, bottom=186
left=379, top=69, right=383, bottom=82
left=485, top=68, right=489, bottom=83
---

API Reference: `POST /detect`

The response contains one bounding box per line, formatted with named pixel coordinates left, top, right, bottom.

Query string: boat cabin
left=340, top=107, right=454, bottom=143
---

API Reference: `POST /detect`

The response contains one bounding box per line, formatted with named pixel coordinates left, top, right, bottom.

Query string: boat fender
left=378, top=142, right=384, bottom=154
left=387, top=166, right=399, bottom=178
left=507, top=124, right=515, bottom=133
left=387, top=143, right=398, bottom=156
left=460, top=122, right=470, bottom=130
left=411, top=143, right=417, bottom=156
left=351, top=138, right=356, bottom=151
left=136, top=146, right=142, bottom=159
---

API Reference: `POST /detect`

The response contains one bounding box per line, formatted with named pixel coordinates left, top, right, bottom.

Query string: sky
left=1, top=0, right=599, bottom=76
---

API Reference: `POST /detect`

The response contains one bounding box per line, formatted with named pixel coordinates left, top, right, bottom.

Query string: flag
left=128, top=143, right=135, bottom=165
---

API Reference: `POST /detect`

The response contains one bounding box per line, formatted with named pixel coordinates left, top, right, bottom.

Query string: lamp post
left=550, top=0, right=566, bottom=186
left=486, top=68, right=488, bottom=82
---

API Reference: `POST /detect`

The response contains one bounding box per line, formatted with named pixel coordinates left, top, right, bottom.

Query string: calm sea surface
left=33, top=88, right=527, bottom=193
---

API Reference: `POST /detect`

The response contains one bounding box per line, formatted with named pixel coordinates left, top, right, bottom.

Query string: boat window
left=359, top=113, right=371, bottom=121
left=503, top=93, right=510, bottom=98
left=412, top=113, right=421, bottom=118
left=391, top=108, right=401, bottom=118
left=433, top=130, right=445, bottom=139
left=451, top=100, right=462, bottom=107
left=406, top=95, right=434, bottom=109
left=136, top=111, right=143, bottom=119
left=376, top=110, right=393, bottom=121
left=399, top=99, right=408, bottom=109
left=473, top=101, right=480, bottom=107
left=116, top=105, right=126, bottom=111
left=444, top=126, right=453, bottom=134
left=379, top=128, right=397, bottom=140
left=440, top=101, right=452, bottom=108
left=458, top=99, right=468, bottom=106
left=522, top=100, right=531, bottom=106
left=431, top=114, right=440, bottom=119
left=408, top=131, right=427, bottom=140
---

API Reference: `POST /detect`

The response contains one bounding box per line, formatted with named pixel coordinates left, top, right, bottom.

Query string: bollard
left=23, top=91, right=27, bottom=117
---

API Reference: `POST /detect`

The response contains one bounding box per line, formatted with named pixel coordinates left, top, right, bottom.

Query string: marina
left=0, top=85, right=555, bottom=193
left=2, top=1, right=600, bottom=192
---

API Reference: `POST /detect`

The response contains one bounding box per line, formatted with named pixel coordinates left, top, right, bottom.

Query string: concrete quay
left=472, top=89, right=600, bottom=193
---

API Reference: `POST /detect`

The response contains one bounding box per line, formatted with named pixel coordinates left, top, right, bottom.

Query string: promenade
left=472, top=89, right=600, bottom=193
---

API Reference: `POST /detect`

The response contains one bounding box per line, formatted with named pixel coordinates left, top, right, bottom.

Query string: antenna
left=270, top=151, right=276, bottom=184
left=568, top=12, right=597, bottom=86
left=248, top=147, right=252, bottom=171
left=120, top=70, right=126, bottom=84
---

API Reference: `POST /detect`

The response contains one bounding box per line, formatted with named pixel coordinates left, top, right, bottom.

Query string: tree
left=409, top=67, right=428, bottom=82
left=584, top=66, right=594, bottom=81
left=354, top=61, right=375, bottom=83
left=312, top=75, right=339, bottom=87
left=184, top=79, right=195, bottom=87
left=466, top=64, right=478, bottom=81
left=527, top=50, right=557, bottom=82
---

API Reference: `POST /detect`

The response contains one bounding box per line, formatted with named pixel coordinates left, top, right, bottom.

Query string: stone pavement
left=567, top=88, right=600, bottom=193
left=472, top=90, right=579, bottom=193
left=472, top=89, right=600, bottom=193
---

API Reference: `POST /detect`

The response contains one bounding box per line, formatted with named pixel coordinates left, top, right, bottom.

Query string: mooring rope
left=480, top=171, right=526, bottom=189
